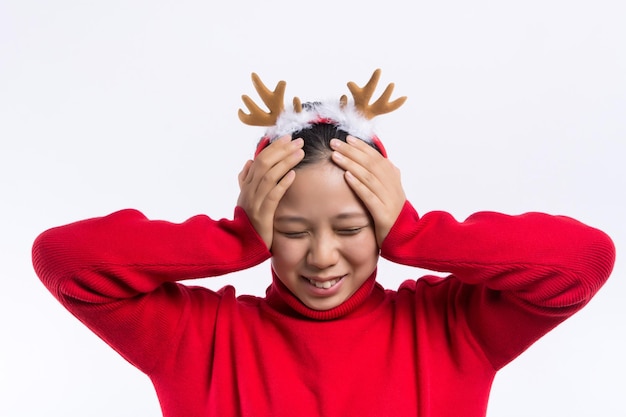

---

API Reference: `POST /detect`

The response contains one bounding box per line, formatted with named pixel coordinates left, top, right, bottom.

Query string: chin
left=303, top=296, right=346, bottom=311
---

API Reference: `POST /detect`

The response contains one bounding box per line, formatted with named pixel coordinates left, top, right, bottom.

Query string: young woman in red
left=33, top=70, right=615, bottom=417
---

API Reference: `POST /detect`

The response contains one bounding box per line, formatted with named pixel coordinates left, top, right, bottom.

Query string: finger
left=254, top=169, right=297, bottom=250
left=330, top=137, right=385, bottom=180
left=260, top=169, right=297, bottom=216
left=343, top=169, right=387, bottom=247
left=238, top=160, right=254, bottom=188
left=254, top=135, right=298, bottom=164
left=249, top=137, right=303, bottom=184
left=332, top=139, right=405, bottom=215
left=254, top=148, right=304, bottom=198
left=343, top=170, right=383, bottom=210
left=239, top=140, right=303, bottom=216
left=330, top=136, right=382, bottom=166
left=331, top=149, right=387, bottom=201
left=344, top=170, right=402, bottom=246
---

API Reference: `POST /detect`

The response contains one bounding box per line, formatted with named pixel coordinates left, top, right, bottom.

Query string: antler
left=238, top=73, right=287, bottom=126
left=344, top=69, right=407, bottom=119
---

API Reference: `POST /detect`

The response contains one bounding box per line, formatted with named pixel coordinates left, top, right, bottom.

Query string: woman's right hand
left=237, top=135, right=304, bottom=249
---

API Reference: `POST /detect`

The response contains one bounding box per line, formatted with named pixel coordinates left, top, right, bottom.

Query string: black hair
left=291, top=123, right=382, bottom=169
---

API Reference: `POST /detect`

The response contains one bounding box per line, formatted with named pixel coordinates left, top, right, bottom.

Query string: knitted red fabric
left=32, top=202, right=615, bottom=417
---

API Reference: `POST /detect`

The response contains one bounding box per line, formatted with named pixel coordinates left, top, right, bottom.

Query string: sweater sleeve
left=32, top=207, right=271, bottom=374
left=380, top=201, right=615, bottom=370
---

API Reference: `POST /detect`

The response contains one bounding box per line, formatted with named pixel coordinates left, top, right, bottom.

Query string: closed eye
left=279, top=231, right=308, bottom=238
left=336, top=226, right=367, bottom=236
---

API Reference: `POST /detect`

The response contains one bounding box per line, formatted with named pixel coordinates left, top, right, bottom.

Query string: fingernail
left=292, top=138, right=304, bottom=147
left=332, top=151, right=344, bottom=162
left=346, top=136, right=358, bottom=144
left=330, top=138, right=341, bottom=148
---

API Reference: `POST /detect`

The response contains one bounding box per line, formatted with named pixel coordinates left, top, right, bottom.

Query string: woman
left=32, top=70, right=615, bottom=416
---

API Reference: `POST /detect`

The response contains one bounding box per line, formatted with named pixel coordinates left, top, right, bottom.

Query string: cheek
left=271, top=237, right=307, bottom=270
left=343, top=233, right=379, bottom=266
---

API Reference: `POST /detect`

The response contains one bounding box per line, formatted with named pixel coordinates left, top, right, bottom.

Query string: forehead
left=275, top=163, right=368, bottom=219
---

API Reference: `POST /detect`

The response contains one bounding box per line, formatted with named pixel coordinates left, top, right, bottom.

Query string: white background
left=1, top=1, right=624, bottom=416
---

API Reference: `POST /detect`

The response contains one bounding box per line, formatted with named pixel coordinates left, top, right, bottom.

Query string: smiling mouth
left=305, top=276, right=345, bottom=289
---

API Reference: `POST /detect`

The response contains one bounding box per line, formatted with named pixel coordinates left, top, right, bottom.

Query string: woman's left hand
left=330, top=136, right=406, bottom=246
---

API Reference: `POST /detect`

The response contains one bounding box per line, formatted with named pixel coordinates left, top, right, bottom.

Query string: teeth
left=308, top=278, right=339, bottom=289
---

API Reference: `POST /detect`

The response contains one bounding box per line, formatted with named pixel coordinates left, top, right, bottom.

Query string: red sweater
left=32, top=202, right=615, bottom=417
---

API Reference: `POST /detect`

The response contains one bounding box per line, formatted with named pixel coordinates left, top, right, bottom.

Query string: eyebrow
left=274, top=212, right=369, bottom=223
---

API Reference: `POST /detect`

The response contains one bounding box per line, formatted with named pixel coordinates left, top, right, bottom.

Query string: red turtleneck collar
left=264, top=268, right=385, bottom=320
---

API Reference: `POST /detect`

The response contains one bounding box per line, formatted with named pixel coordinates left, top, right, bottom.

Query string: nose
left=306, top=233, right=340, bottom=269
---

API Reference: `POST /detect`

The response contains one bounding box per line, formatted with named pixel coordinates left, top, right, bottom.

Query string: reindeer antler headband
left=238, top=69, right=407, bottom=157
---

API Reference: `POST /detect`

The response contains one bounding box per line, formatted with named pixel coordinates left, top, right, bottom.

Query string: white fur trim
left=264, top=101, right=377, bottom=143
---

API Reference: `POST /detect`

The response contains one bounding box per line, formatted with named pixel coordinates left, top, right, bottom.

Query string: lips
left=304, top=275, right=345, bottom=289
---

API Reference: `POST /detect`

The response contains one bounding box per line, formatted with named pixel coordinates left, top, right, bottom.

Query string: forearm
left=32, top=207, right=270, bottom=303
left=381, top=201, right=615, bottom=307
left=382, top=201, right=615, bottom=368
